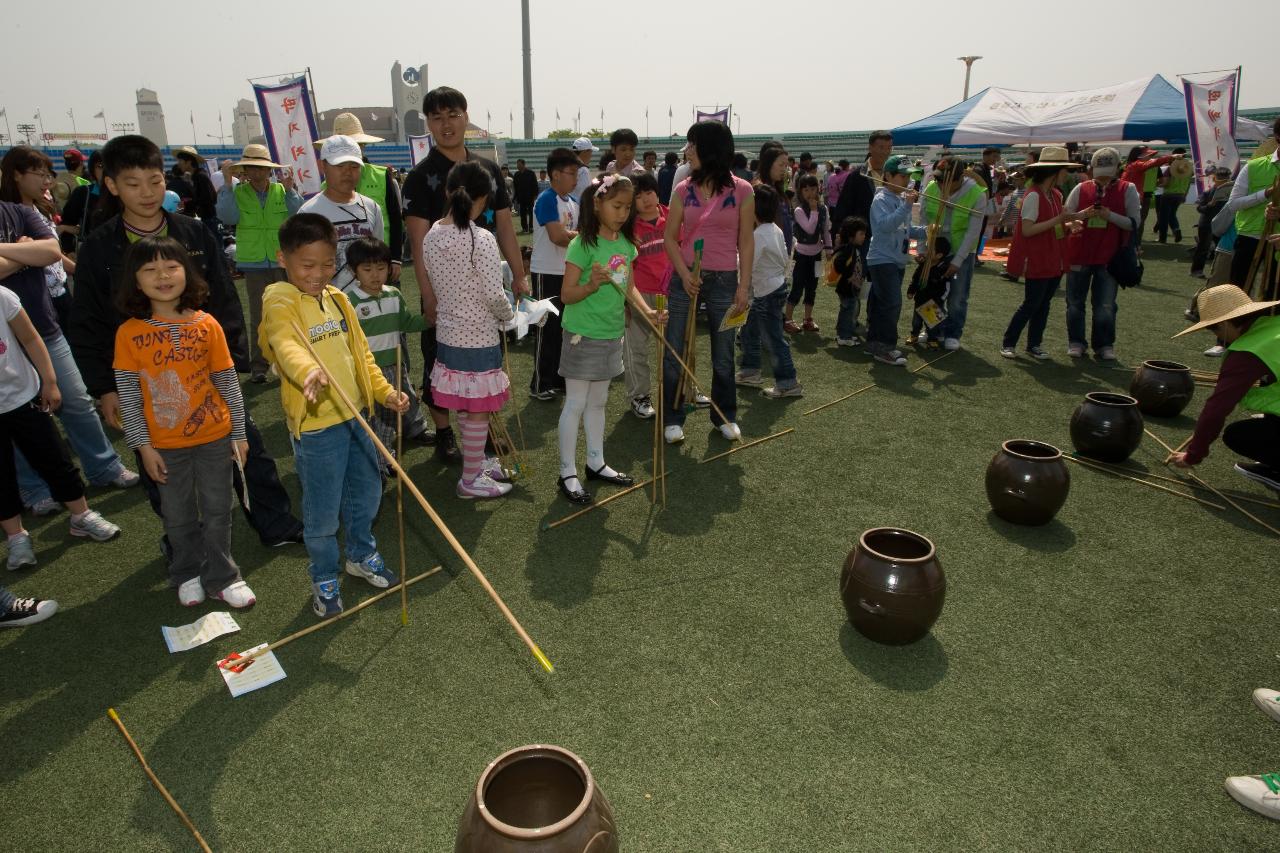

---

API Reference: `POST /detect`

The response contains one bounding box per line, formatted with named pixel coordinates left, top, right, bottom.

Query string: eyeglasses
left=24, top=171, right=54, bottom=181
left=427, top=111, right=465, bottom=122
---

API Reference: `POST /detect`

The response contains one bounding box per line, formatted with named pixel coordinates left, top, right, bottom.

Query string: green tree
left=546, top=128, right=604, bottom=140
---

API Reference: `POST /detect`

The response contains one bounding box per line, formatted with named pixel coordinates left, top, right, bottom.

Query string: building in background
left=391, top=61, right=429, bottom=143
left=135, top=88, right=168, bottom=148
left=231, top=98, right=263, bottom=146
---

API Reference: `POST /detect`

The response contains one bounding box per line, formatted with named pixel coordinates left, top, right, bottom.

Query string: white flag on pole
left=1182, top=72, right=1240, bottom=195
left=253, top=75, right=323, bottom=196
left=408, top=133, right=434, bottom=167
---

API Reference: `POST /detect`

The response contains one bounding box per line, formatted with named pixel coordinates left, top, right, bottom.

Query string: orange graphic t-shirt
left=112, top=312, right=235, bottom=449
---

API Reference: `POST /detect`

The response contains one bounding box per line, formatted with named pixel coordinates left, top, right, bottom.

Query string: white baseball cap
left=571, top=136, right=598, bottom=153
left=319, top=134, right=363, bottom=166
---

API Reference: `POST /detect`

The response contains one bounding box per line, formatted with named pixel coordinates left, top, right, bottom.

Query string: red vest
left=1067, top=179, right=1132, bottom=267
left=1010, top=186, right=1067, bottom=279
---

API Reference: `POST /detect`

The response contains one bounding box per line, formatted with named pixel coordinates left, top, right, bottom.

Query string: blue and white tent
left=892, top=76, right=1190, bottom=147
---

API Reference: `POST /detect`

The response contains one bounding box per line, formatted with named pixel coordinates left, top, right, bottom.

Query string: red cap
left=63, top=148, right=85, bottom=166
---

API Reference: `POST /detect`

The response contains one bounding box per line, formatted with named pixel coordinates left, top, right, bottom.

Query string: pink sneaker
left=457, top=474, right=513, bottom=500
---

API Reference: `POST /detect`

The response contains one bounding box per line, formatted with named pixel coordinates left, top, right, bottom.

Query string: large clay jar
left=985, top=439, right=1071, bottom=526
left=840, top=528, right=945, bottom=646
left=1129, top=359, right=1195, bottom=417
left=1069, top=391, right=1144, bottom=463
left=455, top=745, right=619, bottom=853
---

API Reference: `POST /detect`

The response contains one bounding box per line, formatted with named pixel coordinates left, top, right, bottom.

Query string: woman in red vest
left=1062, top=147, right=1141, bottom=360
left=999, top=147, right=1084, bottom=359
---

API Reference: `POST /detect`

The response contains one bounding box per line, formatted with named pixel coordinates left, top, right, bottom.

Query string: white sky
left=2, top=0, right=1275, bottom=146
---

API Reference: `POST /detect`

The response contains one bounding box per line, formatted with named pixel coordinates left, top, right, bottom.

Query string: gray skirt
left=558, top=334, right=624, bottom=381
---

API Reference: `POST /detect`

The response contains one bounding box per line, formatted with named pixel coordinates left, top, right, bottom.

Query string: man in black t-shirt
left=402, top=85, right=528, bottom=464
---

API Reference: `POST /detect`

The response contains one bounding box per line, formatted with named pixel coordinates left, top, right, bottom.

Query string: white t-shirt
left=751, top=223, right=789, bottom=298
left=0, top=286, right=40, bottom=415
left=297, top=191, right=385, bottom=291
left=530, top=188, right=579, bottom=276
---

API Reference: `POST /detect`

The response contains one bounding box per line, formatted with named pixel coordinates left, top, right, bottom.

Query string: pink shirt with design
left=673, top=175, right=753, bottom=272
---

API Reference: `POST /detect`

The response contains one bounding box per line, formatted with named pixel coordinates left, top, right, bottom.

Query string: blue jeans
left=1002, top=276, right=1061, bottom=349
left=662, top=270, right=738, bottom=426
left=1066, top=265, right=1118, bottom=351
left=865, top=263, right=905, bottom=353
left=938, top=254, right=976, bottom=341
left=16, top=333, right=124, bottom=504
left=739, top=287, right=797, bottom=388
left=291, top=417, right=381, bottom=583
left=836, top=294, right=863, bottom=340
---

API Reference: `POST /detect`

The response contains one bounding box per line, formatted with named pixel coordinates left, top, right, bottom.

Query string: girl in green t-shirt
left=556, top=175, right=663, bottom=505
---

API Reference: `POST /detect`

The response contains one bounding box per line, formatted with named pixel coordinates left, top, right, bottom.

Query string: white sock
left=558, top=379, right=589, bottom=480
left=584, top=379, right=610, bottom=472
left=7, top=531, right=28, bottom=544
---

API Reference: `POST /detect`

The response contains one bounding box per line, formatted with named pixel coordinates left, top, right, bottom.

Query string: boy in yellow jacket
left=260, top=213, right=409, bottom=618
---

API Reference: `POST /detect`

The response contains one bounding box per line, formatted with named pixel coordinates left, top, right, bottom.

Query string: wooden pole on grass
left=396, top=346, right=408, bottom=626
left=107, top=708, right=213, bottom=853
left=288, top=322, right=555, bottom=673
left=653, top=294, right=667, bottom=506
left=1145, top=427, right=1280, bottom=538
left=1064, top=454, right=1224, bottom=509
left=699, top=428, right=795, bottom=464
left=217, top=566, right=443, bottom=672
left=543, top=475, right=665, bottom=531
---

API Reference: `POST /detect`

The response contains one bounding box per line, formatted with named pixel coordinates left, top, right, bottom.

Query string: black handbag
left=1108, top=217, right=1144, bottom=288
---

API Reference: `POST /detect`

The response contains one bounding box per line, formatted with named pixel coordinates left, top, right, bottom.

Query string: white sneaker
left=1253, top=688, right=1280, bottom=724
left=178, top=577, right=205, bottom=607
left=630, top=396, right=656, bottom=419
left=29, top=498, right=60, bottom=517
left=109, top=468, right=141, bottom=488
left=1204, top=344, right=1227, bottom=357
left=835, top=337, right=858, bottom=347
left=693, top=393, right=711, bottom=407
left=762, top=384, right=804, bottom=398
left=735, top=370, right=764, bottom=387
left=212, top=581, right=257, bottom=609
left=1225, top=773, right=1280, bottom=821
left=1097, top=346, right=1117, bottom=361
left=916, top=331, right=929, bottom=346
left=1067, top=343, right=1085, bottom=358
left=456, top=473, right=513, bottom=499
left=719, top=422, right=742, bottom=441
left=943, top=337, right=961, bottom=351
left=482, top=456, right=511, bottom=482
left=69, top=509, right=120, bottom=542
left=664, top=425, right=685, bottom=445
left=999, top=346, right=1017, bottom=359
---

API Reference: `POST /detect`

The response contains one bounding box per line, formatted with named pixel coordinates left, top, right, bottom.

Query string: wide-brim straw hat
left=1174, top=284, right=1280, bottom=337
left=1169, top=158, right=1194, bottom=180
left=174, top=145, right=205, bottom=164
left=234, top=143, right=283, bottom=169
left=1024, top=145, right=1083, bottom=170
left=315, top=112, right=383, bottom=145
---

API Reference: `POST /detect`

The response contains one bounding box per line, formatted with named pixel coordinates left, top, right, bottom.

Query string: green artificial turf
left=3, top=221, right=1279, bottom=851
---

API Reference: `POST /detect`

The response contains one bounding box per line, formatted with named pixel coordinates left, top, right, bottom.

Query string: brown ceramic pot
left=840, top=528, right=945, bottom=646
left=985, top=439, right=1071, bottom=526
left=1129, top=359, right=1195, bottom=418
left=1069, top=391, right=1144, bottom=463
left=455, top=745, right=618, bottom=853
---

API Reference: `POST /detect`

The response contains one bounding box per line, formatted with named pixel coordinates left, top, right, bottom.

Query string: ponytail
left=444, top=160, right=496, bottom=266
left=448, top=185, right=473, bottom=230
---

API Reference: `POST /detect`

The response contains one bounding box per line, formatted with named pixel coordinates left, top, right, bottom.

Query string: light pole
left=16, top=123, right=35, bottom=145
left=111, top=122, right=135, bottom=138
left=957, top=56, right=983, bottom=100
left=520, top=0, right=534, bottom=139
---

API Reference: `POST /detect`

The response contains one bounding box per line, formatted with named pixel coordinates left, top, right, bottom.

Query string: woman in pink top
left=661, top=121, right=755, bottom=444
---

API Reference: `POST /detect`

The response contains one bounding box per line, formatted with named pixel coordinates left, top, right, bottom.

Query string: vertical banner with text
left=253, top=76, right=322, bottom=196
left=1182, top=72, right=1239, bottom=194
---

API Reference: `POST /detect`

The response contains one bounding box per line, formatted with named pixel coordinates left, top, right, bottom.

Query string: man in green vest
left=1225, top=117, right=1280, bottom=295
left=920, top=157, right=987, bottom=350
left=215, top=143, right=304, bottom=383
left=51, top=148, right=89, bottom=214
left=315, top=112, right=403, bottom=279
left=1154, top=147, right=1192, bottom=243
left=1169, top=283, right=1280, bottom=491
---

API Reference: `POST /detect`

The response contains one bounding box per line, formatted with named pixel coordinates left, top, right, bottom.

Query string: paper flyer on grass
left=162, top=612, right=240, bottom=654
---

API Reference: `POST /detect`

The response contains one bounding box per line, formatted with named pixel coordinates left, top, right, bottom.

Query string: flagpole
left=100, top=109, right=108, bottom=138
left=646, top=107, right=649, bottom=139
left=68, top=108, right=78, bottom=144
left=190, top=111, right=196, bottom=145
left=2, top=110, right=12, bottom=148
left=35, top=110, right=46, bottom=145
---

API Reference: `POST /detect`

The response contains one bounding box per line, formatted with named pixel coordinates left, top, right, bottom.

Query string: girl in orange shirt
left=112, top=236, right=254, bottom=608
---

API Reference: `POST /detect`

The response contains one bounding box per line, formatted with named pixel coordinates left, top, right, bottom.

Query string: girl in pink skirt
left=424, top=161, right=516, bottom=499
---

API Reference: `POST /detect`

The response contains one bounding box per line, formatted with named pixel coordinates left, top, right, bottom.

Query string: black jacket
left=513, top=168, right=539, bottom=205
left=68, top=211, right=248, bottom=398
left=833, top=165, right=874, bottom=230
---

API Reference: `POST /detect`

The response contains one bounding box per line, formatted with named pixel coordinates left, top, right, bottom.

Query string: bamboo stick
left=910, top=349, right=955, bottom=374
left=699, top=428, right=795, bottom=464
left=1145, top=427, right=1280, bottom=537
left=107, top=708, right=213, bottom=853
left=802, top=383, right=877, bottom=417
left=653, top=295, right=666, bottom=506
left=1064, top=454, right=1225, bottom=510
left=542, top=474, right=666, bottom=531
left=217, top=566, right=444, bottom=673
left=396, top=347, right=407, bottom=626
left=288, top=321, right=554, bottom=673
left=1105, top=460, right=1280, bottom=508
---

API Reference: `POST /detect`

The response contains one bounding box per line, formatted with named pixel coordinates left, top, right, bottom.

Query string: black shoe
left=410, top=429, right=437, bottom=446
left=1235, top=462, right=1280, bottom=493
left=265, top=526, right=305, bottom=548
left=529, top=388, right=556, bottom=401
left=1174, top=231, right=1183, bottom=243
left=557, top=475, right=592, bottom=505
left=435, top=429, right=461, bottom=464
left=586, top=465, right=634, bottom=487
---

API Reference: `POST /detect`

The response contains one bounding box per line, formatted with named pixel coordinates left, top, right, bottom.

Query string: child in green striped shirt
left=343, top=237, right=432, bottom=468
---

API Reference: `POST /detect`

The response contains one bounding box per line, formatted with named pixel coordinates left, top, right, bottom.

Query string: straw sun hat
left=233, top=143, right=282, bottom=168
left=1024, top=145, right=1082, bottom=170
left=1174, top=285, right=1280, bottom=337
left=315, top=112, right=383, bottom=145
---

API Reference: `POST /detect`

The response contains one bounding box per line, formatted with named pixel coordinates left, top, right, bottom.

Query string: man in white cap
left=570, top=135, right=598, bottom=201
left=1167, top=283, right=1280, bottom=490
left=298, top=135, right=383, bottom=291
left=316, top=112, right=403, bottom=271
left=215, top=144, right=305, bottom=382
